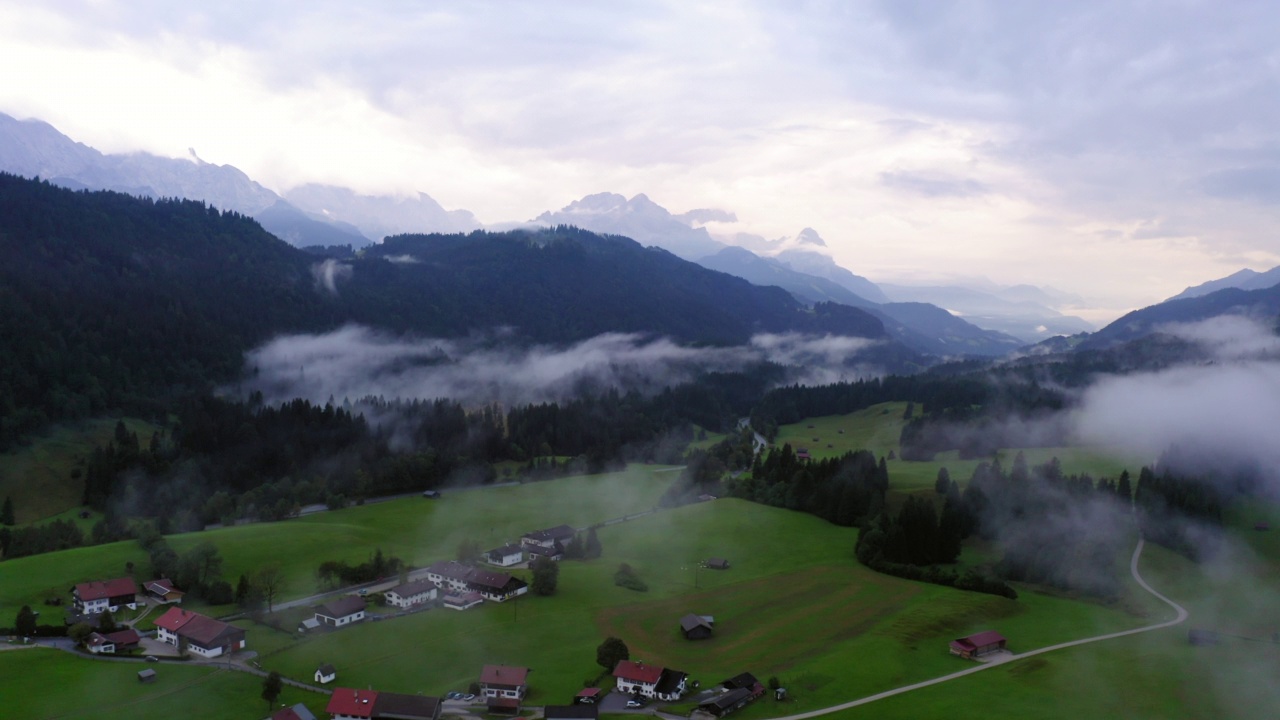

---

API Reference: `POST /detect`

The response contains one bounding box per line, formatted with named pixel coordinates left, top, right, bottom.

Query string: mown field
left=0, top=647, right=323, bottom=719
left=0, top=417, right=157, bottom=524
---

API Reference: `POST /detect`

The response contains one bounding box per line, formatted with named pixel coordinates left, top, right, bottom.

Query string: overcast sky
left=2, top=1, right=1278, bottom=319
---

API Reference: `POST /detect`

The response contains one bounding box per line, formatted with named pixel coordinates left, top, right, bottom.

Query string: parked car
left=144, top=655, right=159, bottom=662
left=446, top=692, right=462, bottom=700
left=626, top=699, right=644, bottom=708
left=357, top=588, right=369, bottom=596
left=462, top=694, right=476, bottom=702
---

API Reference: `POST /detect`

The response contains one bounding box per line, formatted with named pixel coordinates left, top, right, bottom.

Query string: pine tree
left=1116, top=470, right=1132, bottom=506
left=531, top=556, right=559, bottom=596
left=262, top=671, right=283, bottom=710
left=585, top=526, right=603, bottom=559
left=0, top=496, right=13, bottom=526
left=15, top=605, right=37, bottom=636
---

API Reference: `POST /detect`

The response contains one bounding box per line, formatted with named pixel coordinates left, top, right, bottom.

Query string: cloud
left=238, top=326, right=882, bottom=408
left=879, top=170, right=991, bottom=198
left=310, top=259, right=352, bottom=295
left=1070, top=317, right=1280, bottom=480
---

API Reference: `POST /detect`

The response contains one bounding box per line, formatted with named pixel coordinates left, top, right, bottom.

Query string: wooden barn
left=680, top=614, right=714, bottom=640
left=949, top=630, right=1007, bottom=659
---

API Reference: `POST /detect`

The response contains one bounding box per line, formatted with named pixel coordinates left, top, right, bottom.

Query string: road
left=764, top=536, right=1188, bottom=720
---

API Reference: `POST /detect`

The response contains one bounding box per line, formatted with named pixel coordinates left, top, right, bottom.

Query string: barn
left=680, top=614, right=714, bottom=640
left=948, top=630, right=1007, bottom=659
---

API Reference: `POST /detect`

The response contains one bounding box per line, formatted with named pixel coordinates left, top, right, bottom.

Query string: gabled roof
left=389, top=579, right=436, bottom=597
left=317, top=663, right=336, bottom=676
left=375, top=691, right=441, bottom=719
left=721, top=672, right=760, bottom=690
left=680, top=614, right=712, bottom=632
left=613, top=660, right=664, bottom=684
left=144, top=578, right=181, bottom=595
left=154, top=606, right=197, bottom=633
left=427, top=560, right=475, bottom=581
left=179, top=614, right=241, bottom=646
left=526, top=543, right=564, bottom=557
left=654, top=668, right=688, bottom=696
left=103, top=628, right=140, bottom=645
left=953, top=630, right=1006, bottom=650
left=576, top=688, right=602, bottom=698
left=481, top=664, right=530, bottom=687
left=700, top=688, right=752, bottom=711
left=75, top=577, right=138, bottom=601
left=272, top=704, right=318, bottom=720
left=327, top=688, right=379, bottom=718
left=523, top=524, right=576, bottom=543
left=489, top=544, right=525, bottom=557
left=316, top=595, right=367, bottom=619
left=470, top=570, right=524, bottom=592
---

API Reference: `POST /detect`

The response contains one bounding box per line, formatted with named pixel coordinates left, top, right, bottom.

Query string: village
left=40, top=506, right=1014, bottom=720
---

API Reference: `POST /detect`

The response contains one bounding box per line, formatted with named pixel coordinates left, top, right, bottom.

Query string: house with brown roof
left=613, top=660, right=688, bottom=701
left=486, top=544, right=525, bottom=567
left=272, top=703, right=318, bottom=720
left=948, top=630, right=1007, bottom=660
left=315, top=596, right=367, bottom=627
left=326, top=687, right=442, bottom=720
left=153, top=607, right=246, bottom=658
left=425, top=561, right=475, bottom=593
left=143, top=578, right=184, bottom=605
left=384, top=579, right=437, bottom=609
left=479, top=664, right=529, bottom=713
left=680, top=613, right=714, bottom=640
left=72, top=577, right=138, bottom=614
left=467, top=570, right=528, bottom=603
left=521, top=524, right=576, bottom=550
left=442, top=591, right=484, bottom=610
left=84, top=628, right=141, bottom=654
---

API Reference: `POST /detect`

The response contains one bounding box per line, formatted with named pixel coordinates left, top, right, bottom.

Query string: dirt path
left=763, top=536, right=1188, bottom=720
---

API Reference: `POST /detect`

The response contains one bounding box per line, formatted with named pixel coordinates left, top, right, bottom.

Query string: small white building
left=426, top=561, right=475, bottom=593
left=385, top=579, right=438, bottom=609
left=315, top=663, right=337, bottom=684
left=486, top=544, right=525, bottom=567
left=443, top=591, right=484, bottom=610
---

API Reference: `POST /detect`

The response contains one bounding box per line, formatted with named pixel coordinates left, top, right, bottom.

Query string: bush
left=613, top=563, right=648, bottom=592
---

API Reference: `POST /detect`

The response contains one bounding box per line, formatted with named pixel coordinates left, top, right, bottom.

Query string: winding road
left=765, top=536, right=1188, bottom=720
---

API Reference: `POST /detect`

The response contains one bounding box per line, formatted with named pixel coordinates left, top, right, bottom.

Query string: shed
left=137, top=669, right=157, bottom=683
left=680, top=613, right=714, bottom=641
left=704, top=558, right=730, bottom=570
left=949, top=630, right=1007, bottom=659
left=315, top=663, right=337, bottom=684
left=574, top=688, right=602, bottom=705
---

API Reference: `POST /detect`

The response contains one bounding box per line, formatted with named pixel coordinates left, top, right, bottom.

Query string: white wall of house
left=616, top=680, right=657, bottom=698
left=387, top=588, right=436, bottom=609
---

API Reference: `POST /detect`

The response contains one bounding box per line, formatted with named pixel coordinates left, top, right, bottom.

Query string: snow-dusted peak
left=795, top=227, right=827, bottom=247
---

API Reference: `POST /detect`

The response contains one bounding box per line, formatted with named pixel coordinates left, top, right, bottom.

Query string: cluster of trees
left=530, top=556, right=559, bottom=596
left=138, top=531, right=235, bottom=604
left=563, top=527, right=603, bottom=560
left=614, top=563, right=647, bottom=592
left=727, top=445, right=888, bottom=526
left=0, top=517, right=84, bottom=559
left=316, top=549, right=403, bottom=589
left=1134, top=465, right=1225, bottom=560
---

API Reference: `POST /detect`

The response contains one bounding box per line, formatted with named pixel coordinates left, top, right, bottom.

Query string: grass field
left=0, top=647, right=324, bottom=719
left=0, top=465, right=677, bottom=616
left=0, top=418, right=157, bottom=524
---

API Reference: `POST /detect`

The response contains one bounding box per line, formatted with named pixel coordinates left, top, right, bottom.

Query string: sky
left=2, top=0, right=1279, bottom=320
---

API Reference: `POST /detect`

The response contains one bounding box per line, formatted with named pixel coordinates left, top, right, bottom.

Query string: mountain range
left=1167, top=265, right=1280, bottom=301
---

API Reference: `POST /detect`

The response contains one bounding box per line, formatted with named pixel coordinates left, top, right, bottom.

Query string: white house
left=442, top=591, right=484, bottom=610
left=153, top=607, right=246, bottom=659
left=613, top=660, right=688, bottom=701
left=425, top=561, right=475, bottom=593
left=315, top=663, right=337, bottom=684
left=486, top=544, right=525, bottom=567
left=385, top=579, right=438, bottom=609
left=72, top=577, right=138, bottom=614
left=315, top=596, right=367, bottom=627
left=467, top=569, right=529, bottom=603
left=520, top=524, right=576, bottom=550
left=480, top=665, right=529, bottom=713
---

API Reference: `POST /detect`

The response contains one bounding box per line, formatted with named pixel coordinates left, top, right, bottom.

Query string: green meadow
left=0, top=417, right=157, bottom=524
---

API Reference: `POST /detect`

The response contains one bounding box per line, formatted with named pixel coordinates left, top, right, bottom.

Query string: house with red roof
left=479, top=664, right=529, bottom=713
left=613, top=660, right=688, bottom=701
left=72, top=577, right=138, bottom=614
left=325, top=687, right=441, bottom=720
left=84, top=628, right=141, bottom=654
left=153, top=607, right=246, bottom=658
left=272, top=703, right=318, bottom=720
left=948, top=630, right=1007, bottom=660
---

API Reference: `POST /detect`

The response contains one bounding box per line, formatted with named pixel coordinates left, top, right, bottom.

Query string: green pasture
left=255, top=498, right=1148, bottom=714
left=0, top=417, right=157, bottom=524
left=0, top=647, right=322, bottom=720
left=0, top=465, right=675, bottom=615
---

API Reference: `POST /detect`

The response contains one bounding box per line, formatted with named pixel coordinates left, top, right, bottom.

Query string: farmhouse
left=521, top=524, right=576, bottom=550
left=154, top=607, right=246, bottom=658
left=479, top=664, right=529, bottom=713
left=698, top=685, right=764, bottom=718
left=704, top=558, right=730, bottom=570
left=949, top=630, right=1007, bottom=659
left=545, top=705, right=598, bottom=720
left=442, top=591, right=484, bottom=610
left=425, top=561, right=475, bottom=593
left=143, top=578, right=185, bottom=604
left=613, top=660, right=688, bottom=701
left=84, top=628, right=141, bottom=654
left=468, top=569, right=528, bottom=602
left=486, top=544, right=525, bottom=567
left=524, top=542, right=565, bottom=562
left=272, top=703, right=318, bottom=720
left=315, top=596, right=367, bottom=627
left=680, top=613, right=714, bottom=640
left=384, top=579, right=438, bottom=609
left=72, top=577, right=138, bottom=614
left=315, top=663, right=337, bottom=684
left=326, top=687, right=442, bottom=720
